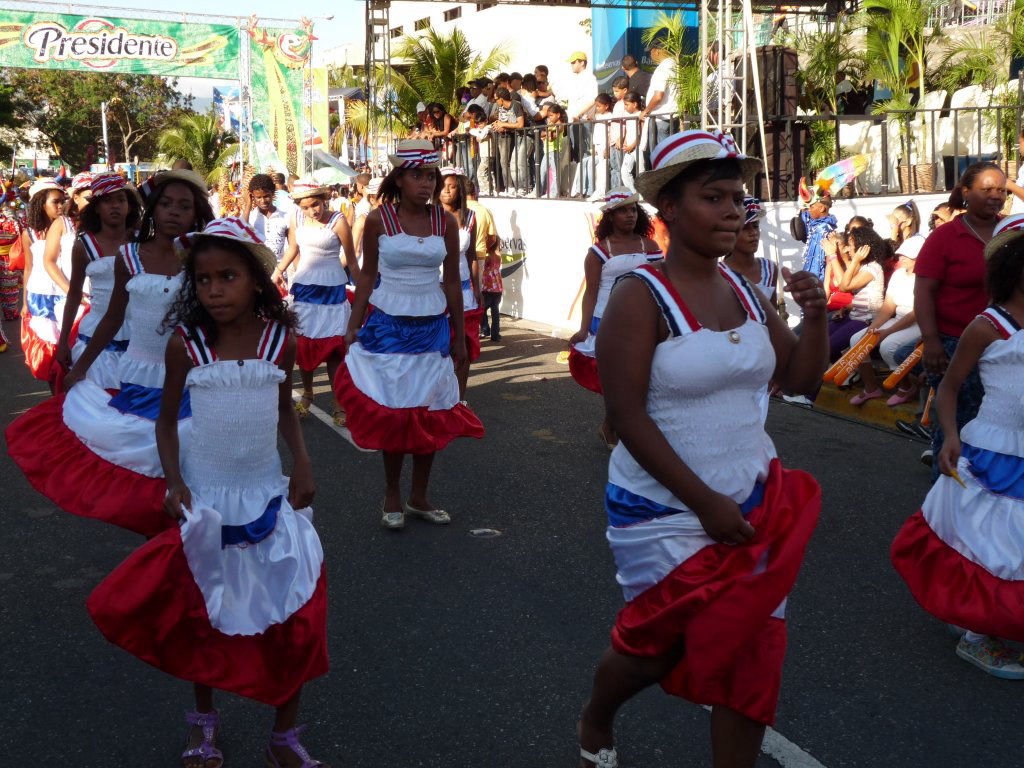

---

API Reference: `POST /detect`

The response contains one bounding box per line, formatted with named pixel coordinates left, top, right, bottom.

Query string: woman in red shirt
left=914, top=161, right=1006, bottom=475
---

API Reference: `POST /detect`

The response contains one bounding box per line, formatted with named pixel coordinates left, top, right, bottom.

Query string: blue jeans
left=609, top=147, right=623, bottom=188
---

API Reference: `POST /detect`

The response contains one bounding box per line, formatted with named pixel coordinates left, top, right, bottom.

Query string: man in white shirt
left=272, top=172, right=297, bottom=214
left=639, top=36, right=678, bottom=154
left=564, top=51, right=598, bottom=197
left=246, top=173, right=290, bottom=262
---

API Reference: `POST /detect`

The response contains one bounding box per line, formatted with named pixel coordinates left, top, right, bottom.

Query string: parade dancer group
left=4, top=129, right=1024, bottom=768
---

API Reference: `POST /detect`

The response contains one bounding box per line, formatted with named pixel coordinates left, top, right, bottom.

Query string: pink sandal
left=887, top=388, right=916, bottom=406
left=182, top=710, right=223, bottom=768
left=850, top=389, right=884, bottom=406
left=265, top=725, right=329, bottom=767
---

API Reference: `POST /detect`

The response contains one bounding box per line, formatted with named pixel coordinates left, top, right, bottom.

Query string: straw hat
left=985, top=213, right=1024, bottom=260
left=388, top=139, right=440, bottom=170
left=366, top=177, right=383, bottom=196
left=71, top=172, right=94, bottom=191
left=178, top=216, right=277, bottom=275
left=635, top=129, right=760, bottom=206
left=743, top=196, right=765, bottom=224
left=91, top=171, right=130, bottom=198
left=440, top=166, right=467, bottom=178
left=598, top=187, right=639, bottom=213
left=290, top=176, right=330, bottom=201
left=28, top=179, right=63, bottom=200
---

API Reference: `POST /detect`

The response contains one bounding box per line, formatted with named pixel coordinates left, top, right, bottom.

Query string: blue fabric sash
left=606, top=480, right=766, bottom=528
left=290, top=282, right=348, bottom=305
left=589, top=315, right=601, bottom=335
left=221, top=495, right=281, bottom=549
left=461, top=278, right=472, bottom=291
left=108, top=383, right=191, bottom=421
left=27, top=292, right=60, bottom=321
left=963, top=442, right=1024, bottom=500
left=77, top=333, right=130, bottom=353
left=357, top=309, right=450, bottom=355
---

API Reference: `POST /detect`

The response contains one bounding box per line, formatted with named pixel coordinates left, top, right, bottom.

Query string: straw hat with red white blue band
left=71, top=172, right=94, bottom=192
left=985, top=214, right=1024, bottom=260
left=636, top=129, right=760, bottom=206
left=388, top=139, right=441, bottom=170
left=366, top=177, right=383, bottom=196
left=440, top=166, right=467, bottom=178
left=178, top=217, right=277, bottom=276
left=28, top=179, right=63, bottom=200
left=744, top=196, right=765, bottom=225
left=91, top=172, right=130, bottom=198
left=599, top=187, right=640, bottom=213
left=290, top=176, right=331, bottom=201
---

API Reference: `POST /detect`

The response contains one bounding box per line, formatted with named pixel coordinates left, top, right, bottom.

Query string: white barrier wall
left=484, top=192, right=950, bottom=331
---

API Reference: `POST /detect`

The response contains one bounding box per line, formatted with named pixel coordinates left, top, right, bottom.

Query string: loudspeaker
left=753, top=120, right=807, bottom=201
left=751, top=46, right=799, bottom=119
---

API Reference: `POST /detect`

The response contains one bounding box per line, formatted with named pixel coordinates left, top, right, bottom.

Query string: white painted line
left=701, top=706, right=827, bottom=768
left=291, top=390, right=376, bottom=453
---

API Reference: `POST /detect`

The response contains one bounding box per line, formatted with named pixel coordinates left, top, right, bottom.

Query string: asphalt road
left=1, top=315, right=1021, bottom=767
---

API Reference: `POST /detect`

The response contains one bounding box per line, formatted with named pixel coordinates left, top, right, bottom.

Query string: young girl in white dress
left=569, top=188, right=662, bottom=447
left=54, top=172, right=139, bottom=390
left=575, top=131, right=828, bottom=768
left=723, top=196, right=778, bottom=303
left=87, top=217, right=329, bottom=768
left=336, top=139, right=484, bottom=530
left=439, top=166, right=481, bottom=398
left=6, top=170, right=213, bottom=537
left=274, top=177, right=358, bottom=425
left=892, top=213, right=1024, bottom=680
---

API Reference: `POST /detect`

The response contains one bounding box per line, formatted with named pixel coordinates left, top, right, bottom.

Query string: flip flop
left=850, top=389, right=884, bottom=406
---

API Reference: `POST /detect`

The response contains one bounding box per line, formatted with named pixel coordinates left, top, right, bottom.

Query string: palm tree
left=643, top=12, right=702, bottom=117
left=156, top=111, right=238, bottom=184
left=386, top=28, right=510, bottom=122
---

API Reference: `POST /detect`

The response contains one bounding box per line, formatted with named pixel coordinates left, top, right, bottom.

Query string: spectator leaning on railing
left=914, top=161, right=1006, bottom=479
left=638, top=33, right=677, bottom=152
left=493, top=88, right=530, bottom=196
left=564, top=51, right=598, bottom=197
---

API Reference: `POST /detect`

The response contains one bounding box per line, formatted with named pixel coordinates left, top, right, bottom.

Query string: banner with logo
left=0, top=9, right=239, bottom=78
left=303, top=67, right=329, bottom=154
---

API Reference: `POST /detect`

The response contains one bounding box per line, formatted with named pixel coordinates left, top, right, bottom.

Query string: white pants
left=849, top=317, right=921, bottom=370
left=620, top=152, right=637, bottom=191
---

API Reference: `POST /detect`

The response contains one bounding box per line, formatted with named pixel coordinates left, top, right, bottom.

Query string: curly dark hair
left=986, top=237, right=1024, bottom=305
left=162, top=236, right=297, bottom=347
left=79, top=189, right=142, bottom=234
left=26, top=188, right=63, bottom=234
left=137, top=178, right=214, bottom=243
left=849, top=224, right=891, bottom=264
left=594, top=204, right=653, bottom=240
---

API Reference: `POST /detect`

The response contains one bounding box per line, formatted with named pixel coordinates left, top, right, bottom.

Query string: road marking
left=290, top=389, right=375, bottom=453
left=701, top=706, right=827, bottom=768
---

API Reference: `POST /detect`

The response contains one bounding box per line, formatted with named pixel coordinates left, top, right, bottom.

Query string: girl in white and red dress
left=568, top=188, right=662, bottom=448
left=88, top=218, right=328, bottom=768
left=54, top=172, right=139, bottom=390
left=439, top=166, right=481, bottom=398
left=723, top=196, right=778, bottom=304
left=891, top=213, right=1024, bottom=680
left=19, top=179, right=70, bottom=382
left=576, top=131, right=828, bottom=768
left=273, top=177, right=358, bottom=426
left=335, top=139, right=484, bottom=530
left=6, top=171, right=214, bottom=537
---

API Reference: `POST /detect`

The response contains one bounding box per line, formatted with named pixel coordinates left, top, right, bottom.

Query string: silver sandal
left=404, top=502, right=451, bottom=524
left=580, top=746, right=619, bottom=768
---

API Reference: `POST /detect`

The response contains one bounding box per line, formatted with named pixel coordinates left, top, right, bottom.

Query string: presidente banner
left=0, top=9, right=239, bottom=78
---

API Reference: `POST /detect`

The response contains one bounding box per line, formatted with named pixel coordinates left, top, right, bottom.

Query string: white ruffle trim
left=291, top=263, right=347, bottom=286
left=116, top=355, right=167, bottom=390
left=346, top=342, right=459, bottom=410
left=961, top=419, right=1024, bottom=460
left=185, top=358, right=285, bottom=390
left=608, top=510, right=713, bottom=601
left=62, top=379, right=191, bottom=477
left=180, top=485, right=324, bottom=636
left=369, top=284, right=447, bottom=318
left=573, top=334, right=597, bottom=358
left=462, top=286, right=478, bottom=312
left=290, top=300, right=350, bottom=340
left=921, top=461, right=1024, bottom=581
left=71, top=341, right=124, bottom=391
left=27, top=311, right=61, bottom=345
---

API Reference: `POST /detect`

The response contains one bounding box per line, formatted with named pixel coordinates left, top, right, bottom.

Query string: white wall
left=484, top=192, right=950, bottom=331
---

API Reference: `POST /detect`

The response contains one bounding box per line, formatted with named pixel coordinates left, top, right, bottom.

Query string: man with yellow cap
left=564, top=51, right=598, bottom=197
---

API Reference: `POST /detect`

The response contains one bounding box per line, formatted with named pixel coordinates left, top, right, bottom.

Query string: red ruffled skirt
left=611, top=461, right=820, bottom=725
left=568, top=347, right=602, bottom=394
left=295, top=335, right=345, bottom=373
left=333, top=364, right=484, bottom=454
left=5, top=395, right=173, bottom=537
left=451, top=308, right=484, bottom=363
left=87, top=527, right=328, bottom=706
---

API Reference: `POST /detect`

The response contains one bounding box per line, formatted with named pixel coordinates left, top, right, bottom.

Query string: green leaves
left=156, top=112, right=238, bottom=184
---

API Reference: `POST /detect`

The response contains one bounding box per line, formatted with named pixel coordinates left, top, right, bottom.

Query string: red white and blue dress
left=333, top=203, right=484, bottom=454
left=569, top=239, right=663, bottom=393
left=605, top=264, right=819, bottom=726
left=21, top=217, right=78, bottom=379
left=87, top=321, right=328, bottom=706
left=71, top=232, right=130, bottom=390
left=453, top=208, right=484, bottom=362
left=891, top=306, right=1024, bottom=642
left=289, top=211, right=349, bottom=372
left=753, top=257, right=778, bottom=303
left=6, top=244, right=190, bottom=537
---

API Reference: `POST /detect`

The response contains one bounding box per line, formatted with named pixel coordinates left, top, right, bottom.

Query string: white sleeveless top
left=25, top=217, right=75, bottom=296
left=371, top=202, right=448, bottom=317
left=962, top=306, right=1024, bottom=457
left=77, top=233, right=129, bottom=342
left=608, top=264, right=777, bottom=510
left=118, top=243, right=182, bottom=388
left=291, top=211, right=346, bottom=287
left=590, top=239, right=663, bottom=319
left=458, top=209, right=477, bottom=311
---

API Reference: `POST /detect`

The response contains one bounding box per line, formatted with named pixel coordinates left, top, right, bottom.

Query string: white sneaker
left=782, top=394, right=813, bottom=407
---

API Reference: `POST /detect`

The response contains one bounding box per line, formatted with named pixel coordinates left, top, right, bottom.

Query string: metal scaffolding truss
left=361, top=0, right=848, bottom=11
left=365, top=0, right=394, bottom=167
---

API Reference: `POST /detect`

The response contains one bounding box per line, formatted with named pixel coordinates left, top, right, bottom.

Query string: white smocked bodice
left=372, top=203, right=448, bottom=317
left=609, top=265, right=777, bottom=510
left=593, top=246, right=663, bottom=319
left=962, top=309, right=1024, bottom=457
left=292, top=213, right=345, bottom=286
left=78, top=256, right=128, bottom=340
left=116, top=245, right=182, bottom=388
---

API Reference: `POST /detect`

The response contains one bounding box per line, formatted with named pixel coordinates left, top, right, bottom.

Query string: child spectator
left=591, top=93, right=615, bottom=196
left=609, top=76, right=629, bottom=188
left=827, top=225, right=887, bottom=360
left=467, top=104, right=495, bottom=197
left=618, top=91, right=644, bottom=191
left=493, top=87, right=528, bottom=195
left=539, top=105, right=569, bottom=197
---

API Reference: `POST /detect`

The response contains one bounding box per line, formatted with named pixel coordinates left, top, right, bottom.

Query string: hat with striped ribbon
left=636, top=129, right=760, bottom=206
left=440, top=166, right=467, bottom=178
left=71, top=172, right=94, bottom=191
left=290, top=176, right=331, bottom=201
left=986, top=214, right=1024, bottom=260
left=599, top=186, right=640, bottom=213
left=388, top=139, right=441, bottom=170
left=91, top=171, right=129, bottom=197
left=744, top=196, right=765, bottom=225
left=178, top=216, right=277, bottom=275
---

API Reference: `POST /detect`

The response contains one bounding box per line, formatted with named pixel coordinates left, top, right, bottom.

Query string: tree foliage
left=1, top=69, right=193, bottom=169
left=643, top=12, right=703, bottom=117
left=156, top=111, right=238, bottom=184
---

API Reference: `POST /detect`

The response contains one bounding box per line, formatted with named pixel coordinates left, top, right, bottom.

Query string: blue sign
left=591, top=6, right=698, bottom=90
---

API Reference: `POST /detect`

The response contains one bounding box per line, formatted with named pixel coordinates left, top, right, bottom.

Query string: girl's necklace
left=961, top=216, right=992, bottom=245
